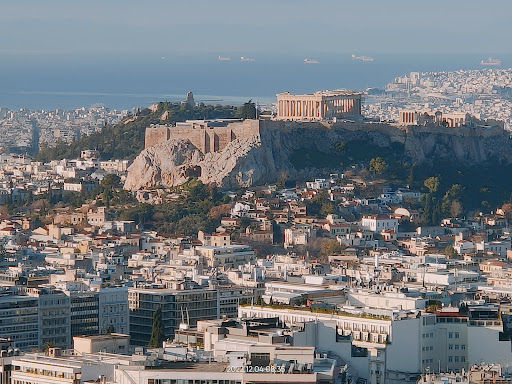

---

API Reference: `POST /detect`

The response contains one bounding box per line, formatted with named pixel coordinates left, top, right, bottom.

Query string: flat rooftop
left=73, top=333, right=129, bottom=340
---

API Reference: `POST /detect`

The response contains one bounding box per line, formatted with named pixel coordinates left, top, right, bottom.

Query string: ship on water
left=218, top=56, right=231, bottom=61
left=304, top=58, right=319, bottom=64
left=240, top=56, right=255, bottom=62
left=351, top=54, right=374, bottom=62
left=480, top=57, right=501, bottom=66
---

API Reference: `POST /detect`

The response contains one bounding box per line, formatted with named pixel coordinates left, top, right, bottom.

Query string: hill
left=36, top=101, right=255, bottom=162
left=125, top=119, right=512, bottom=211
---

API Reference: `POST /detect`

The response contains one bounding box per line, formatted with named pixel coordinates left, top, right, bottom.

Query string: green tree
left=307, top=191, right=334, bottom=218
left=237, top=100, right=257, bottom=119
left=444, top=245, right=458, bottom=259
left=239, top=216, right=252, bottom=229
left=369, top=157, right=388, bottom=175
left=175, top=214, right=215, bottom=236
left=421, top=193, right=442, bottom=226
left=320, top=239, right=343, bottom=256
left=187, top=180, right=209, bottom=201
left=148, top=306, right=164, bottom=348
left=334, top=141, right=346, bottom=152
left=424, top=176, right=440, bottom=194
left=441, top=184, right=465, bottom=217
left=100, top=174, right=121, bottom=190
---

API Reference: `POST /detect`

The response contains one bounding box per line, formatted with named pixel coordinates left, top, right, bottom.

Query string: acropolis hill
left=124, top=90, right=512, bottom=190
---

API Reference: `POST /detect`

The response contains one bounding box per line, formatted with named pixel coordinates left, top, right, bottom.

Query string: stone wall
left=145, top=126, right=170, bottom=148
left=145, top=119, right=261, bottom=153
left=146, top=118, right=507, bottom=154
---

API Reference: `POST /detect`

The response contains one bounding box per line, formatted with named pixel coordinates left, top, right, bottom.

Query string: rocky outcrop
left=124, top=139, right=203, bottom=190
left=124, top=134, right=265, bottom=190
left=124, top=120, right=512, bottom=190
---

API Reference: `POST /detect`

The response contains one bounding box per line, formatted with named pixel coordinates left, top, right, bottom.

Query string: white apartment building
left=194, top=244, right=256, bottom=269
left=239, top=303, right=512, bottom=384
left=476, top=240, right=511, bottom=257
left=306, top=178, right=331, bottom=190
left=100, top=159, right=129, bottom=173
left=11, top=350, right=117, bottom=384
left=97, top=286, right=129, bottom=335
left=361, top=214, right=399, bottom=233
left=284, top=225, right=316, bottom=248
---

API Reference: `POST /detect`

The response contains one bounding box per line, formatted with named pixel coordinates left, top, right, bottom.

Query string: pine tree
left=148, top=306, right=164, bottom=348
left=237, top=100, right=257, bottom=119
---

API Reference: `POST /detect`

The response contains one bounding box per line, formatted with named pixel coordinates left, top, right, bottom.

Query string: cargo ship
left=351, top=54, right=374, bottom=62
left=304, top=58, right=319, bottom=64
left=480, top=57, right=501, bottom=66
left=218, top=56, right=231, bottom=61
left=240, top=56, right=255, bottom=62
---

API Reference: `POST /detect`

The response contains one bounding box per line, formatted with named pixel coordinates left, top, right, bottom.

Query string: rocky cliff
left=124, top=120, right=512, bottom=190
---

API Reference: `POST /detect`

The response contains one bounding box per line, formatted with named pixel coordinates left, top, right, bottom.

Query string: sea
left=0, top=52, right=511, bottom=110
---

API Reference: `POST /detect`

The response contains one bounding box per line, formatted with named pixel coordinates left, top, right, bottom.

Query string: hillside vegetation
left=36, top=101, right=255, bottom=162
left=291, top=137, right=512, bottom=216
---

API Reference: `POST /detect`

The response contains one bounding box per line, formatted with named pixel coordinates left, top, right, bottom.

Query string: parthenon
left=276, top=89, right=362, bottom=120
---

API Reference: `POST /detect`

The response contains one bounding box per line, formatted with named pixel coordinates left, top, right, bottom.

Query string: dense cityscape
left=365, top=68, right=512, bottom=129
left=0, top=106, right=127, bottom=153
left=2, top=2, right=512, bottom=384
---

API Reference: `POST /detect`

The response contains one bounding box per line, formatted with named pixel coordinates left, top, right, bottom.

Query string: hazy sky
left=1, top=0, right=511, bottom=56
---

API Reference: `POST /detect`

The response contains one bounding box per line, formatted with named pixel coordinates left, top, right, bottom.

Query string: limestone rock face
left=124, top=121, right=512, bottom=190
left=124, top=139, right=203, bottom=190
left=124, top=134, right=267, bottom=189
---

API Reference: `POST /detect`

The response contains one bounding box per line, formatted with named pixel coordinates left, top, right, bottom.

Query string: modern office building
left=0, top=291, right=38, bottom=351
left=26, top=287, right=71, bottom=350
left=68, top=290, right=99, bottom=337
left=128, top=287, right=219, bottom=346
left=58, top=283, right=129, bottom=337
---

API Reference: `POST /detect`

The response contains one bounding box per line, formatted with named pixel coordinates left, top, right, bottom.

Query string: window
left=448, top=332, right=453, bottom=338
left=461, top=345, right=466, bottom=350
left=454, top=345, right=459, bottom=350
left=449, top=344, right=453, bottom=350
left=449, top=356, right=453, bottom=362
left=455, top=332, right=460, bottom=339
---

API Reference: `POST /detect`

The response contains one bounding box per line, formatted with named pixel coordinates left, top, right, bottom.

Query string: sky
left=1, top=0, right=511, bottom=56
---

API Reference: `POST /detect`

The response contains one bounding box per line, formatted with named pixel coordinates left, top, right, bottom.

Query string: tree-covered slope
left=36, top=101, right=255, bottom=162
